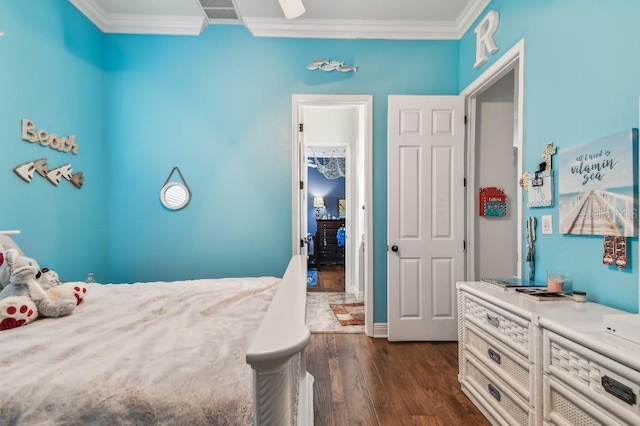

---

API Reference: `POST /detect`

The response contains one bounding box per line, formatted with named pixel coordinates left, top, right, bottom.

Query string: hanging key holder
left=160, top=166, right=191, bottom=210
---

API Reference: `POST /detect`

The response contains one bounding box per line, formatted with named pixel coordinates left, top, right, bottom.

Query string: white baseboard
left=353, top=288, right=363, bottom=301
left=373, top=323, right=388, bottom=338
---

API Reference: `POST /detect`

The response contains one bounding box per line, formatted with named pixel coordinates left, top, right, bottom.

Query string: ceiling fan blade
left=278, top=0, right=305, bottom=19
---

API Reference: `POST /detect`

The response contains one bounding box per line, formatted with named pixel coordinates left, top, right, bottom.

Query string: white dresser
left=457, top=282, right=640, bottom=426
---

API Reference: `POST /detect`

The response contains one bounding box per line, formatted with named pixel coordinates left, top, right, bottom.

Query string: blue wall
left=307, top=165, right=345, bottom=236
left=460, top=0, right=640, bottom=312
left=6, top=0, right=636, bottom=321
left=103, top=25, right=460, bottom=326
left=0, top=0, right=106, bottom=281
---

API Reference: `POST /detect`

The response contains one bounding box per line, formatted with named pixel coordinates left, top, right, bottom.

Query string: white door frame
left=461, top=38, right=526, bottom=280
left=291, top=94, right=374, bottom=336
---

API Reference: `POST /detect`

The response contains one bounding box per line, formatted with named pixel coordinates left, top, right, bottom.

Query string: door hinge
left=299, top=123, right=304, bottom=132
left=300, top=180, right=304, bottom=190
left=463, top=178, right=467, bottom=187
left=463, top=240, right=466, bottom=251
left=464, top=115, right=468, bottom=125
left=300, top=239, right=305, bottom=248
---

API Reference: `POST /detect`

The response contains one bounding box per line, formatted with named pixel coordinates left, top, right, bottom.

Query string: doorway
left=462, top=39, right=525, bottom=282
left=306, top=145, right=347, bottom=293
left=292, top=95, right=373, bottom=336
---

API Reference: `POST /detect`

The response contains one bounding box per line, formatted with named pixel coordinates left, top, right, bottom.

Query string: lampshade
left=313, top=196, right=325, bottom=208
left=278, top=0, right=305, bottom=19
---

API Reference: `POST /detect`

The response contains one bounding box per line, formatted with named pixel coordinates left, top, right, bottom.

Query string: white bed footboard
left=246, top=255, right=314, bottom=425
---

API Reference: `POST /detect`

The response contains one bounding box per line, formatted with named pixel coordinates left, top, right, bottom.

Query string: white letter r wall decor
left=474, top=11, right=500, bottom=69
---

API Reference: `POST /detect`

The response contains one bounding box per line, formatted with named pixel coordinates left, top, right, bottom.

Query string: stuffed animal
left=37, top=268, right=62, bottom=290
left=0, top=249, right=87, bottom=330
left=0, top=250, right=40, bottom=330
left=37, top=267, right=88, bottom=305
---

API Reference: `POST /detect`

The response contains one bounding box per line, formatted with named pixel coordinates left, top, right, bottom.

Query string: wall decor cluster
left=22, top=119, right=79, bottom=154
left=558, top=129, right=638, bottom=236
left=13, top=158, right=84, bottom=189
left=306, top=59, right=357, bottom=72
left=521, top=142, right=556, bottom=208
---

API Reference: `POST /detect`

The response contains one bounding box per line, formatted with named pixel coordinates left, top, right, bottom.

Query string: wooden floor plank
left=305, top=334, right=490, bottom=426
left=334, top=334, right=379, bottom=426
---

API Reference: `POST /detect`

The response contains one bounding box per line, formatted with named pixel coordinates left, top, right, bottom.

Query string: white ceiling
left=69, top=0, right=490, bottom=39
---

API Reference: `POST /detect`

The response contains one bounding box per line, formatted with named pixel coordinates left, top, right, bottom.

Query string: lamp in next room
left=313, top=196, right=325, bottom=219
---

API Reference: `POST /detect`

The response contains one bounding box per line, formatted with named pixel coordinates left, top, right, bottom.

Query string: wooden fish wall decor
left=306, top=58, right=357, bottom=72
left=13, top=158, right=84, bottom=189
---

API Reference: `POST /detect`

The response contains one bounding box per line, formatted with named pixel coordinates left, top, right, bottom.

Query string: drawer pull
left=488, top=348, right=501, bottom=364
left=602, top=375, right=637, bottom=405
left=486, top=311, right=500, bottom=328
left=488, top=383, right=501, bottom=401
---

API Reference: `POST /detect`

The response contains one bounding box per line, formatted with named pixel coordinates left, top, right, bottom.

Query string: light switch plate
left=542, top=215, right=553, bottom=234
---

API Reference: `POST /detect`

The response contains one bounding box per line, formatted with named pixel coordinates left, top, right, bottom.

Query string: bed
left=0, top=231, right=313, bottom=425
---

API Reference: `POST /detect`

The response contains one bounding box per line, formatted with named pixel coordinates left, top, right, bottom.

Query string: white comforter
left=0, top=276, right=280, bottom=425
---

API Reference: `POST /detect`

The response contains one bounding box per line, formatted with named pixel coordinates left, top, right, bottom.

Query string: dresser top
left=458, top=281, right=640, bottom=369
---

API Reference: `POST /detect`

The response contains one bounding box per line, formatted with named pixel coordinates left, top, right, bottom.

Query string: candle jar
left=547, top=270, right=565, bottom=293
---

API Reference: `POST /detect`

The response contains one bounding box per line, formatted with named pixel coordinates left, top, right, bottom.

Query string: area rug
left=307, top=269, right=318, bottom=286
left=329, top=302, right=365, bottom=326
left=306, top=293, right=364, bottom=334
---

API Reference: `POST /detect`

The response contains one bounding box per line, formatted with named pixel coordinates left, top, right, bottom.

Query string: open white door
left=298, top=106, right=308, bottom=258
left=387, top=95, right=465, bottom=341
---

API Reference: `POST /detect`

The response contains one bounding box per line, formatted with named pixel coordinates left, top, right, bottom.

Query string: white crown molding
left=245, top=0, right=491, bottom=41
left=70, top=0, right=490, bottom=39
left=244, top=18, right=460, bottom=40
left=455, top=0, right=492, bottom=38
left=69, top=0, right=207, bottom=36
left=69, top=0, right=108, bottom=32
left=103, top=13, right=207, bottom=35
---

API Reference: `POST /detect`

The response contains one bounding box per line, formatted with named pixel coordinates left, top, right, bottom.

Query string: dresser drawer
left=543, top=330, right=640, bottom=424
left=464, top=321, right=532, bottom=402
left=461, top=292, right=532, bottom=360
left=544, top=376, right=630, bottom=425
left=463, top=352, right=534, bottom=426
left=318, top=252, right=336, bottom=262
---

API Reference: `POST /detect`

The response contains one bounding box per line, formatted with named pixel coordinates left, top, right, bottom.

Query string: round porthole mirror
left=161, top=182, right=190, bottom=210
left=160, top=167, right=191, bottom=210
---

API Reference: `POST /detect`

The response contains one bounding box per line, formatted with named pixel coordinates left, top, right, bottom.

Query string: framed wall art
left=558, top=129, right=638, bottom=236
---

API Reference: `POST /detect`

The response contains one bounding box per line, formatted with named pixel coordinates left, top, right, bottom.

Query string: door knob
left=391, top=245, right=399, bottom=252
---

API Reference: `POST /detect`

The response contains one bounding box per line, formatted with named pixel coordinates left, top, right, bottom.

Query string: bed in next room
left=0, top=232, right=313, bottom=425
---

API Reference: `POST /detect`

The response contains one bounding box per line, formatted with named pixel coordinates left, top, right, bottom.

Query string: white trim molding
left=245, top=0, right=491, bottom=40
left=373, top=323, right=388, bottom=338
left=455, top=0, right=492, bottom=37
left=245, top=18, right=460, bottom=40
left=70, top=0, right=489, bottom=39
left=69, top=0, right=208, bottom=35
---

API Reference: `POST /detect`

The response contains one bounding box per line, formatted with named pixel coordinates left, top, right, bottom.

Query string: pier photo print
left=558, top=129, right=638, bottom=236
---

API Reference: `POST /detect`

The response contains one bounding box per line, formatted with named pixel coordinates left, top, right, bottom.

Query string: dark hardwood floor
left=305, top=334, right=489, bottom=426
left=307, top=265, right=345, bottom=293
